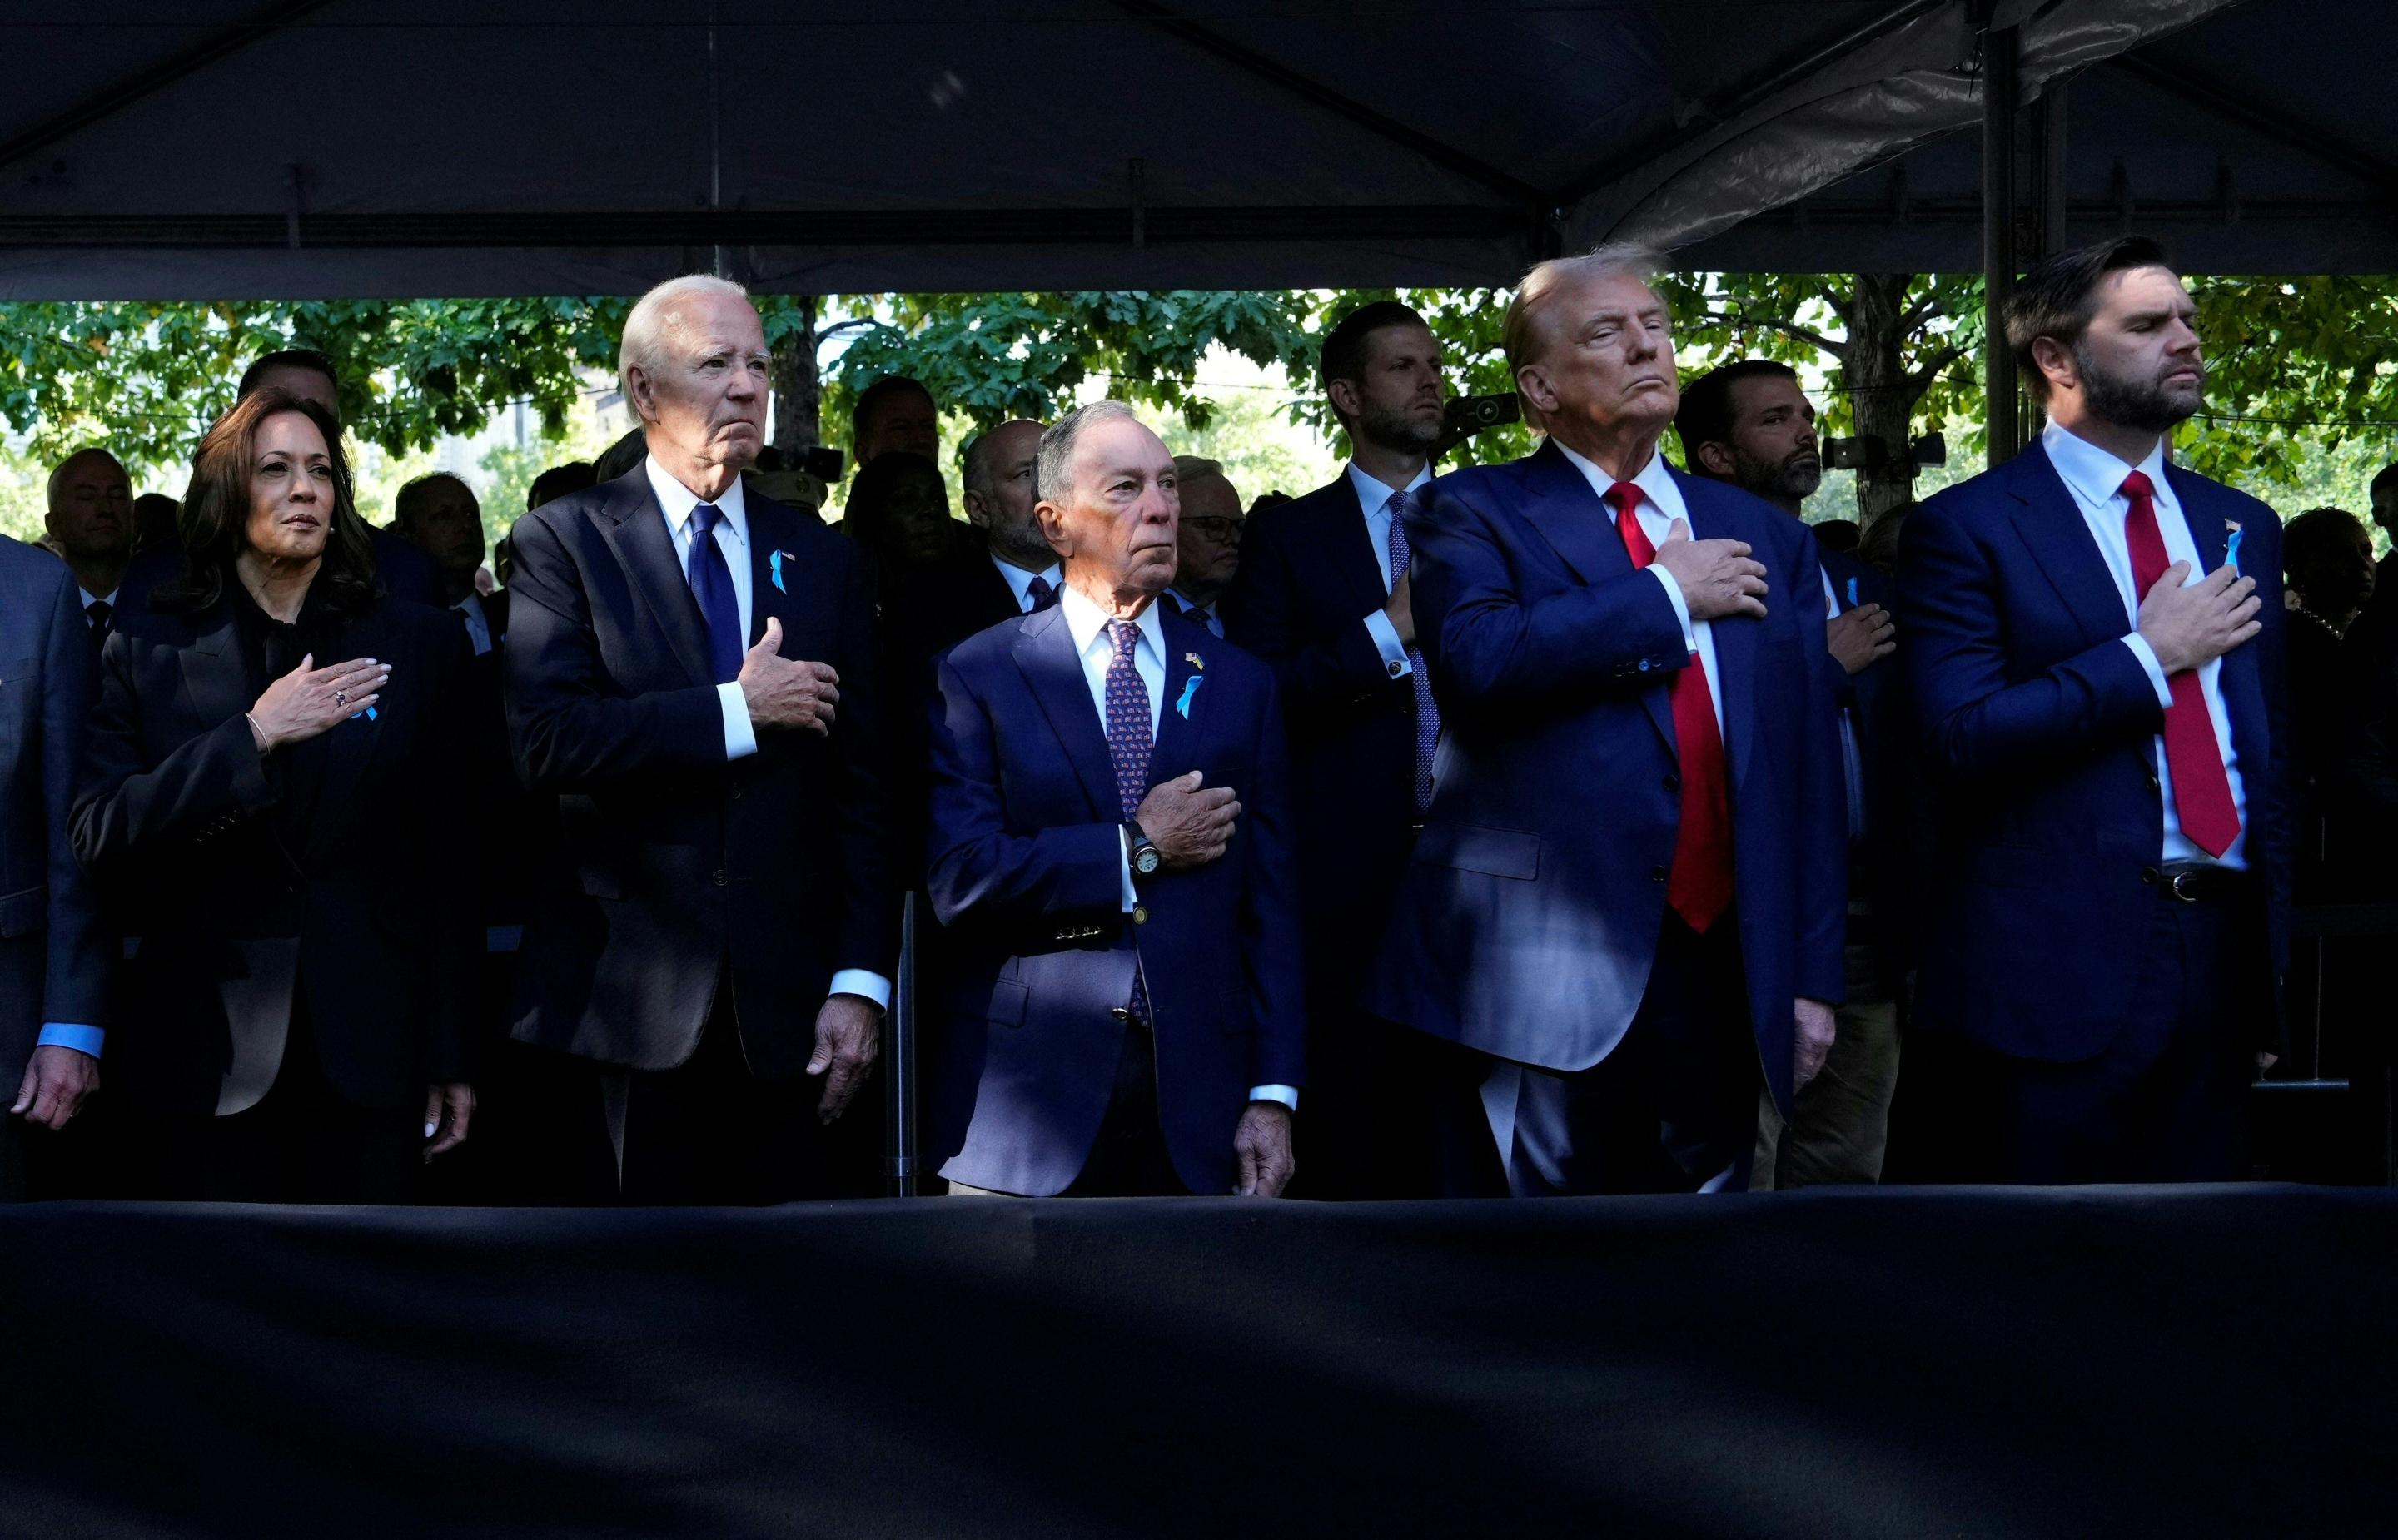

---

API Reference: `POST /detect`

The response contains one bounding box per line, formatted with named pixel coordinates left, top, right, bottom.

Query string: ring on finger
left=335, top=689, right=349, bottom=706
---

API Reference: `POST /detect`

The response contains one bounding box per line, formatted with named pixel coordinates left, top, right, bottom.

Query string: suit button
left=712, top=870, right=729, bottom=887
left=1649, top=865, right=1669, bottom=882
left=1110, top=1006, right=1132, bottom=1023
left=1132, top=904, right=1148, bottom=926
left=2146, top=772, right=2161, bottom=792
left=1638, top=659, right=1652, bottom=672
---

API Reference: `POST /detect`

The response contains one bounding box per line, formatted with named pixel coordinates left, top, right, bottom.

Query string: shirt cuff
left=828, top=971, right=892, bottom=1011
left=717, top=681, right=759, bottom=760
left=36, top=1023, right=103, bottom=1057
left=2120, top=634, right=2175, bottom=708
left=1119, top=827, right=1137, bottom=912
left=1362, top=608, right=1412, bottom=677
left=1247, top=1085, right=1298, bottom=1110
left=1649, top=566, right=1699, bottom=650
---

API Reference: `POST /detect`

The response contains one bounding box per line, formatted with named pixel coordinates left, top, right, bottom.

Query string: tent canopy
left=0, top=0, right=2360, bottom=301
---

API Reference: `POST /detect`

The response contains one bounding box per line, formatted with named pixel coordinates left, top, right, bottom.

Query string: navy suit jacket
left=0, top=539, right=108, bottom=1072
left=1820, top=544, right=1923, bottom=978
left=1220, top=474, right=1418, bottom=987
left=1895, top=440, right=2291, bottom=1061
left=1368, top=442, right=1847, bottom=1115
left=503, top=474, right=895, bottom=1079
left=923, top=600, right=1304, bottom=1195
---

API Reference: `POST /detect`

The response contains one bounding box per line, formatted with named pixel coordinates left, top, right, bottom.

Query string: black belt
left=2141, top=862, right=2256, bottom=904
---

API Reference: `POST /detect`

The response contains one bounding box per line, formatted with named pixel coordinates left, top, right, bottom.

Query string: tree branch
left=1692, top=307, right=1848, bottom=360
left=1905, top=344, right=1969, bottom=392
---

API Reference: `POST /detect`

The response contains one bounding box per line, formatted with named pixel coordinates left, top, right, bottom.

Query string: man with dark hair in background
left=1893, top=236, right=2289, bottom=1185
left=393, top=473, right=501, bottom=653
left=1679, top=359, right=1906, bottom=1187
left=850, top=376, right=940, bottom=468
left=42, top=448, right=135, bottom=663
left=1221, top=299, right=1448, bottom=1196
left=129, top=494, right=179, bottom=555
left=1166, top=455, right=1241, bottom=638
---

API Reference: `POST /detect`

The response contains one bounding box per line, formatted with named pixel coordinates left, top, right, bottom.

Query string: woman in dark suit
left=72, top=389, right=479, bottom=1202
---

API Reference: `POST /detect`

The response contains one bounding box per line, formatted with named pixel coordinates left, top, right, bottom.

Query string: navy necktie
left=686, top=503, right=744, bottom=684
left=1384, top=489, right=1440, bottom=812
left=1025, top=574, right=1057, bottom=613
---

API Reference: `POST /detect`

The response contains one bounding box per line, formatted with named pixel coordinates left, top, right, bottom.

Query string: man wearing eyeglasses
left=1167, top=455, right=1244, bottom=638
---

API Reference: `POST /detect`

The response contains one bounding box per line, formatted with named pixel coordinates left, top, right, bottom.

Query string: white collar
left=993, top=553, right=1062, bottom=606
left=1060, top=583, right=1165, bottom=661
left=79, top=586, right=118, bottom=609
left=453, top=592, right=485, bottom=617
left=644, top=454, right=750, bottom=540
left=1347, top=460, right=1434, bottom=523
left=2042, top=421, right=2171, bottom=510
left=1551, top=439, right=1679, bottom=511
left=1167, top=586, right=1217, bottom=616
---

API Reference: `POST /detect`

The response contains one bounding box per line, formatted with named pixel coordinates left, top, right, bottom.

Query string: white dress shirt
left=452, top=592, right=493, bottom=656
left=645, top=455, right=758, bottom=763
left=993, top=554, right=1063, bottom=614
left=1552, top=442, right=1725, bottom=734
left=1346, top=461, right=1425, bottom=677
left=1057, top=585, right=1296, bottom=1111
left=2040, top=422, right=2248, bottom=869
left=648, top=457, right=889, bottom=1006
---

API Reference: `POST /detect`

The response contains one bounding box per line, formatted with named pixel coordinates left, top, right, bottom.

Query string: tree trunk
left=1842, top=273, right=1925, bottom=527
left=770, top=295, right=822, bottom=452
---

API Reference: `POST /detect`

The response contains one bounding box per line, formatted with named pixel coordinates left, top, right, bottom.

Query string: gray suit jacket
left=0, top=536, right=109, bottom=1071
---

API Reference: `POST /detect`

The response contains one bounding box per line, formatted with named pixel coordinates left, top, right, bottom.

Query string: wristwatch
left=1124, top=822, right=1163, bottom=878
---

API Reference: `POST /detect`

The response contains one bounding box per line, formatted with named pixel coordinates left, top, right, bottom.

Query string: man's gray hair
left=1171, top=454, right=1226, bottom=488
left=1035, top=400, right=1142, bottom=505
left=1502, top=242, right=1669, bottom=373
left=619, top=274, right=751, bottom=406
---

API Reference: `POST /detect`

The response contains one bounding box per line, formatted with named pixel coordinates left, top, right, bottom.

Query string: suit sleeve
left=1220, top=510, right=1405, bottom=716
left=1896, top=493, right=2165, bottom=780
left=35, top=566, right=108, bottom=1027
left=503, top=509, right=732, bottom=792
left=71, top=637, right=282, bottom=875
left=826, top=542, right=899, bottom=981
left=1237, top=671, right=1306, bottom=1088
left=418, top=622, right=482, bottom=1084
left=1790, top=529, right=1849, bottom=1007
left=1410, top=480, right=1689, bottom=708
left=923, top=658, right=1123, bottom=930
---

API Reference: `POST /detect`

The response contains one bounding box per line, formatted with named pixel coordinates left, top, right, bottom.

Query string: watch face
left=1135, top=848, right=1162, bottom=875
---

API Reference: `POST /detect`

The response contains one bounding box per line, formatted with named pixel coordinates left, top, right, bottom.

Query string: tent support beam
left=1982, top=22, right=2021, bottom=468
left=0, top=0, right=335, bottom=172
left=1109, top=0, right=1543, bottom=208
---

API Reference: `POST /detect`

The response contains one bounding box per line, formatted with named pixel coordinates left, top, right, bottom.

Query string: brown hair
left=154, top=390, right=379, bottom=619
left=2003, top=236, right=2177, bottom=405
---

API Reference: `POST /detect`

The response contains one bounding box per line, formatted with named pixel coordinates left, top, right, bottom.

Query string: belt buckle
left=2168, top=869, right=2203, bottom=903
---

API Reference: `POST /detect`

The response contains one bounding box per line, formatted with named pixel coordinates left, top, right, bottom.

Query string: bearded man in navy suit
left=1892, top=236, right=2288, bottom=1184
left=924, top=401, right=1303, bottom=1197
left=1371, top=247, right=1848, bottom=1196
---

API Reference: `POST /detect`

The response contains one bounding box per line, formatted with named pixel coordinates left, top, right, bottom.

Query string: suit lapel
left=2167, top=469, right=2269, bottom=787
left=1675, top=469, right=1757, bottom=789
left=1013, top=605, right=1122, bottom=821
left=1151, top=608, right=1210, bottom=779
left=744, top=497, right=804, bottom=647
left=310, top=609, right=386, bottom=859
left=2006, top=443, right=2144, bottom=653
left=177, top=608, right=250, bottom=736
left=1514, top=442, right=1676, bottom=758
left=1316, top=474, right=1389, bottom=611
left=597, top=476, right=712, bottom=687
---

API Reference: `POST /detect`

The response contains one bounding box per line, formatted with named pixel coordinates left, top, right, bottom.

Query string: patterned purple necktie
left=1103, top=618, right=1155, bottom=1025
left=1385, top=488, right=1440, bottom=812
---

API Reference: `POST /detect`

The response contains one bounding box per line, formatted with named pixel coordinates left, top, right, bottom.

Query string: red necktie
left=2120, top=469, right=2241, bottom=858
left=1609, top=482, right=1733, bottom=932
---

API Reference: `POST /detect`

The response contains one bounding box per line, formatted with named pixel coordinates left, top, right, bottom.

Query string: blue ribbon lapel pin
left=1176, top=653, right=1205, bottom=718
left=2222, top=519, right=2243, bottom=573
left=770, top=550, right=795, bottom=593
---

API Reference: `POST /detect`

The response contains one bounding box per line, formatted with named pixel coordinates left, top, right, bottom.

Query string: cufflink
left=1386, top=660, right=1405, bottom=678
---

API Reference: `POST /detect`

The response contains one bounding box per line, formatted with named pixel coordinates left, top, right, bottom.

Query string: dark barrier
left=2, top=1188, right=2392, bottom=1538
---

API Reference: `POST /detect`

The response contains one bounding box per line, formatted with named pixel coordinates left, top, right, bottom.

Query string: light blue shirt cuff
left=1247, top=1085, right=1298, bottom=1110
left=1362, top=608, right=1411, bottom=677
left=1649, top=567, right=1698, bottom=650
left=36, top=1023, right=103, bottom=1057
left=717, top=681, right=758, bottom=760
left=2120, top=634, right=2174, bottom=708
left=1119, top=827, right=1137, bottom=912
left=829, top=971, right=892, bottom=1011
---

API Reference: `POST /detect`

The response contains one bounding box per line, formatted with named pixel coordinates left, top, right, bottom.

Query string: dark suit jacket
left=1220, top=473, right=1418, bottom=994
left=0, top=538, right=108, bottom=1073
left=503, top=474, right=895, bottom=1080
left=877, top=548, right=1032, bottom=886
left=1821, top=544, right=1921, bottom=981
left=1895, top=440, right=2291, bottom=1061
left=1366, top=443, right=1847, bottom=1115
left=923, top=601, right=1304, bottom=1195
left=71, top=593, right=478, bottom=1115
